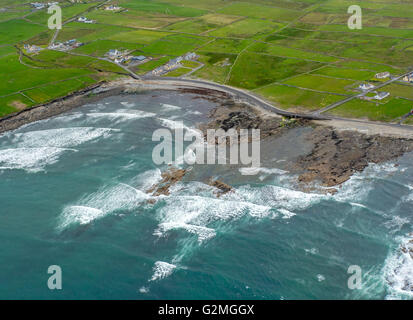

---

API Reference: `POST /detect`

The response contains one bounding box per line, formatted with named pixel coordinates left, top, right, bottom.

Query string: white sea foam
left=161, top=103, right=181, bottom=111
left=154, top=193, right=272, bottom=242
left=139, top=286, right=150, bottom=294
left=239, top=167, right=288, bottom=176
left=10, top=127, right=116, bottom=148
left=86, top=110, right=156, bottom=121
left=131, top=168, right=163, bottom=191
left=334, top=175, right=373, bottom=203
left=185, top=110, right=202, bottom=116
left=58, top=183, right=149, bottom=229
left=158, top=118, right=201, bottom=137
left=0, top=147, right=75, bottom=172
left=305, top=248, right=319, bottom=255
left=150, top=261, right=177, bottom=281
left=384, top=216, right=410, bottom=233
left=120, top=102, right=136, bottom=108
left=230, top=184, right=324, bottom=212
left=317, top=274, right=325, bottom=282
left=349, top=202, right=368, bottom=209
left=155, top=222, right=216, bottom=243
left=383, top=236, right=413, bottom=299
left=59, top=206, right=104, bottom=227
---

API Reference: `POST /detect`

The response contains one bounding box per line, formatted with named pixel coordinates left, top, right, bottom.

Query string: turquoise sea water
left=0, top=90, right=412, bottom=300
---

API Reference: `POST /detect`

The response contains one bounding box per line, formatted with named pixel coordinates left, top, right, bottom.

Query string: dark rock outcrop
left=208, top=179, right=233, bottom=197
left=296, top=126, right=413, bottom=187
left=147, top=167, right=188, bottom=196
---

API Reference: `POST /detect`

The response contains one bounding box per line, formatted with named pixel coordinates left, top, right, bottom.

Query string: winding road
left=133, top=76, right=413, bottom=134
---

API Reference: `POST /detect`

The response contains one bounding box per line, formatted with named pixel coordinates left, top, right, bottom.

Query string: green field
left=0, top=0, right=412, bottom=123
left=328, top=98, right=413, bottom=122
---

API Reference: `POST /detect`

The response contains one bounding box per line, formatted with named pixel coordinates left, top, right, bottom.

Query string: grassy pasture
left=192, top=52, right=236, bottom=83
left=281, top=74, right=355, bottom=94
left=208, top=18, right=284, bottom=39
left=228, top=52, right=324, bottom=89
left=24, top=76, right=96, bottom=104
left=311, top=66, right=377, bottom=81
left=0, top=93, right=35, bottom=116
left=247, top=42, right=338, bottom=63
left=217, top=2, right=302, bottom=22
left=255, top=84, right=344, bottom=112
left=198, top=38, right=251, bottom=54
left=0, top=19, right=46, bottom=45
left=328, top=98, right=413, bottom=122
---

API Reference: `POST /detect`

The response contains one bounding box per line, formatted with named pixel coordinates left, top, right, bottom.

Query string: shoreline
left=2, top=77, right=413, bottom=138
left=1, top=77, right=413, bottom=189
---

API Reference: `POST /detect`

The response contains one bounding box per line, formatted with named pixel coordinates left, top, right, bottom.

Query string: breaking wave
left=9, top=127, right=116, bottom=148
left=161, top=103, right=181, bottom=111
left=150, top=261, right=177, bottom=282
left=86, top=110, right=156, bottom=122
left=383, top=235, right=413, bottom=300
left=58, top=183, right=149, bottom=229
left=0, top=147, right=76, bottom=172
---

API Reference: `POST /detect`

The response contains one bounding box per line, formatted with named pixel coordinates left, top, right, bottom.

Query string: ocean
left=0, top=90, right=412, bottom=300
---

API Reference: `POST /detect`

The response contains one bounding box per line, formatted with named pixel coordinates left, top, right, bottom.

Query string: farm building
left=375, top=72, right=390, bottom=79
left=359, top=83, right=375, bottom=91
left=374, top=92, right=390, bottom=100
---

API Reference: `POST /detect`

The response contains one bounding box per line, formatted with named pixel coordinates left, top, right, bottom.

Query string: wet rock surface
left=147, top=167, right=188, bottom=196
left=199, top=101, right=307, bottom=143
left=296, top=126, right=413, bottom=187
left=203, top=102, right=413, bottom=188
left=208, top=179, right=233, bottom=197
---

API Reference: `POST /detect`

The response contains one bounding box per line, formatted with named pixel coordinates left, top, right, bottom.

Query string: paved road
left=135, top=76, right=413, bottom=132
left=312, top=71, right=413, bottom=115
left=140, top=76, right=331, bottom=120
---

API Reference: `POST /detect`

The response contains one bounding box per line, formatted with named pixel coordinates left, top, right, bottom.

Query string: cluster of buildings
left=357, top=72, right=393, bottom=101
left=358, top=83, right=390, bottom=101
left=106, top=49, right=148, bottom=65
left=150, top=52, right=199, bottom=76
left=23, top=44, right=43, bottom=54
left=78, top=16, right=95, bottom=24
left=49, top=39, right=83, bottom=51
left=30, top=2, right=58, bottom=10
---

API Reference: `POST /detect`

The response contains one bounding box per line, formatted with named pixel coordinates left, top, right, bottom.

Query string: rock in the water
left=208, top=179, right=233, bottom=197
left=147, top=167, right=187, bottom=196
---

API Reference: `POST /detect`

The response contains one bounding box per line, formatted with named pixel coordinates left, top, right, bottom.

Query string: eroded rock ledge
left=201, top=101, right=413, bottom=190
left=147, top=166, right=233, bottom=199
left=296, top=126, right=413, bottom=188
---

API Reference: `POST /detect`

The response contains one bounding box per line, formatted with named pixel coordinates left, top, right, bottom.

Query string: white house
left=31, top=2, right=46, bottom=9
left=403, top=73, right=413, bottom=83
left=374, top=91, right=390, bottom=100
left=375, top=72, right=390, bottom=79
left=105, top=5, right=121, bottom=11
left=107, top=49, right=120, bottom=57
left=78, top=16, right=94, bottom=23
left=359, top=83, right=375, bottom=91
left=183, top=52, right=198, bottom=61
